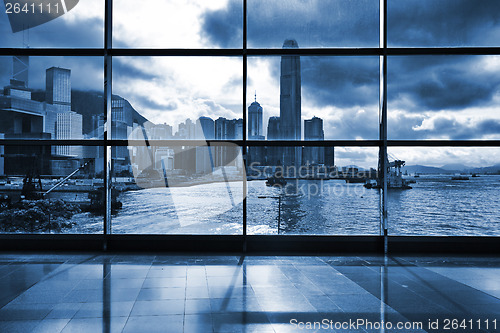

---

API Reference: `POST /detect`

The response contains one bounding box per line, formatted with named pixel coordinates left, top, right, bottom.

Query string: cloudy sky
left=1, top=0, right=500, bottom=167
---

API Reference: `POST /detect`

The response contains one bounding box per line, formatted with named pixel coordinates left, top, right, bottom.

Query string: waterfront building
left=247, top=96, right=266, bottom=167
left=214, top=117, right=243, bottom=168
left=280, top=39, right=301, bottom=172
left=196, top=116, right=215, bottom=140
left=177, top=118, right=196, bottom=139
left=154, top=147, right=174, bottom=171
left=303, top=116, right=325, bottom=166
left=248, top=95, right=263, bottom=139
left=266, top=116, right=281, bottom=166
left=46, top=67, right=71, bottom=112
left=56, top=111, right=83, bottom=157
left=112, top=97, right=135, bottom=173
left=0, top=65, right=54, bottom=175
left=196, top=117, right=215, bottom=174
left=151, top=123, right=173, bottom=140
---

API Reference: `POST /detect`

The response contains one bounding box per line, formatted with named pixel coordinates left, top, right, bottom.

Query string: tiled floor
left=0, top=254, right=499, bottom=332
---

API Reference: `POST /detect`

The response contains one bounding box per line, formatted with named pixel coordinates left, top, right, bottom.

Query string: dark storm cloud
left=133, top=96, right=177, bottom=112
left=388, top=0, right=500, bottom=47
left=113, top=59, right=158, bottom=83
left=202, top=0, right=500, bottom=48
left=388, top=112, right=426, bottom=140
left=301, top=57, right=379, bottom=108
left=413, top=117, right=500, bottom=140
left=201, top=0, right=242, bottom=48
left=388, top=112, right=500, bottom=140
left=201, top=0, right=378, bottom=48
left=0, top=10, right=103, bottom=48
left=388, top=56, right=500, bottom=112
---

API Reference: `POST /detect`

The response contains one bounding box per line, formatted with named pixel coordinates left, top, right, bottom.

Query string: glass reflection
left=111, top=142, right=244, bottom=235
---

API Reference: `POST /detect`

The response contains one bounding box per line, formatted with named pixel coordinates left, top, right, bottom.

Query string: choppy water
left=73, top=175, right=500, bottom=236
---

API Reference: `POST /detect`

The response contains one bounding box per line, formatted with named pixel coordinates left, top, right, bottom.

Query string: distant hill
left=471, top=164, right=500, bottom=174
left=31, top=90, right=149, bottom=135
left=403, top=164, right=500, bottom=175
left=402, top=165, right=450, bottom=174
left=71, top=90, right=105, bottom=134
left=441, top=163, right=471, bottom=171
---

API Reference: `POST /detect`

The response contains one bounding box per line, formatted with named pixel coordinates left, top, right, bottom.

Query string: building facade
left=280, top=39, right=301, bottom=171
left=303, top=116, right=325, bottom=166
left=46, top=67, right=71, bottom=112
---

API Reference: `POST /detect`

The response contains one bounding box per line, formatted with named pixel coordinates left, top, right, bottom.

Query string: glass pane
left=0, top=144, right=104, bottom=234
left=0, top=0, right=104, bottom=48
left=248, top=0, right=379, bottom=48
left=247, top=146, right=379, bottom=235
left=111, top=143, right=244, bottom=234
left=248, top=56, right=379, bottom=140
left=388, top=55, right=500, bottom=140
left=387, top=147, right=500, bottom=236
left=388, top=0, right=500, bottom=47
left=113, top=0, right=243, bottom=48
left=112, top=56, right=242, bottom=140
left=0, top=56, right=104, bottom=140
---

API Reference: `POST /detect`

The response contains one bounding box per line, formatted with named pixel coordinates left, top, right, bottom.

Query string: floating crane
left=365, top=158, right=412, bottom=190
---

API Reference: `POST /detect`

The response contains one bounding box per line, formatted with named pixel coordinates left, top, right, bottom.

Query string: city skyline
left=1, top=1, right=499, bottom=145
left=1, top=55, right=499, bottom=170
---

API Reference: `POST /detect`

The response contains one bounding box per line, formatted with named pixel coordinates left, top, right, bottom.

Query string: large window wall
left=0, top=0, right=499, bottom=239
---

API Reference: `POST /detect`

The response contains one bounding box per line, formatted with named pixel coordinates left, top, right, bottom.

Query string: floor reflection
left=0, top=254, right=498, bottom=332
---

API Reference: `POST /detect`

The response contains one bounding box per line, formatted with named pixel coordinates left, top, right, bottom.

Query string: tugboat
left=364, top=159, right=412, bottom=190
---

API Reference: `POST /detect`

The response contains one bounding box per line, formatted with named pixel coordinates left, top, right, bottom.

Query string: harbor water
left=72, top=175, right=500, bottom=236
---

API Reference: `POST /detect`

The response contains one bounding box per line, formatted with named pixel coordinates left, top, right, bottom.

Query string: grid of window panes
left=0, top=0, right=499, bottom=236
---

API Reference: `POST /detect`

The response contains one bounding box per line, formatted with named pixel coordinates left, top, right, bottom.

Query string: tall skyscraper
left=303, top=116, right=325, bottom=165
left=248, top=94, right=264, bottom=140
left=280, top=39, right=301, bottom=140
left=46, top=67, right=71, bottom=111
left=247, top=96, right=264, bottom=166
left=280, top=39, right=301, bottom=171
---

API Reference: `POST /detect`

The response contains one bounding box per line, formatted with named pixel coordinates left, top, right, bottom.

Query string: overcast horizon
left=1, top=0, right=500, bottom=168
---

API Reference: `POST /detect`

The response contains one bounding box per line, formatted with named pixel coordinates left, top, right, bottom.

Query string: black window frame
left=0, top=0, right=499, bottom=253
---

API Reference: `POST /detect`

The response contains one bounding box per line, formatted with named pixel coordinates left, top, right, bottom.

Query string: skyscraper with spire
left=248, top=92, right=264, bottom=140
left=280, top=39, right=301, bottom=170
